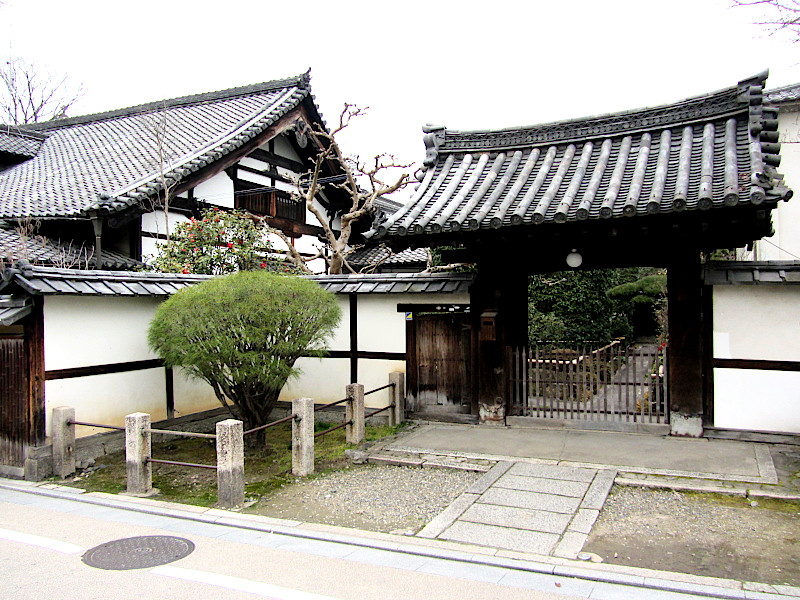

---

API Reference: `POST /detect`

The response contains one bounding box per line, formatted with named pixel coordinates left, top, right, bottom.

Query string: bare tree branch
left=289, top=104, right=412, bottom=274
left=0, top=57, right=83, bottom=125
left=732, top=0, right=800, bottom=40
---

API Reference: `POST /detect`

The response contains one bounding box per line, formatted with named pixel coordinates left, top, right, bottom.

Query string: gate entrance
left=407, top=311, right=472, bottom=416
left=508, top=341, right=668, bottom=425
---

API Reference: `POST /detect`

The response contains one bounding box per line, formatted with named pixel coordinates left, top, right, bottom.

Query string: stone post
left=389, top=372, right=405, bottom=427
left=51, top=406, right=76, bottom=479
left=216, top=419, right=244, bottom=509
left=125, top=412, right=152, bottom=496
left=345, top=383, right=365, bottom=444
left=292, top=398, right=315, bottom=476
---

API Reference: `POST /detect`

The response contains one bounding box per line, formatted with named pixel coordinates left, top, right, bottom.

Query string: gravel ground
left=246, top=464, right=481, bottom=533
left=584, top=486, right=800, bottom=586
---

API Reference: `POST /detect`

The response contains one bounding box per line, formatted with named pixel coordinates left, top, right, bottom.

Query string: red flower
left=182, top=267, right=189, bottom=274
left=227, top=242, right=234, bottom=249
left=260, top=261, right=267, bottom=269
left=213, top=207, right=219, bottom=211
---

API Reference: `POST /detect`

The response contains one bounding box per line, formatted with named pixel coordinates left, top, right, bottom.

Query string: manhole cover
left=82, top=536, right=195, bottom=570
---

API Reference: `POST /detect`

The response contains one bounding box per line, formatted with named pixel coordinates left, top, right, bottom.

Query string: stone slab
left=466, top=461, right=513, bottom=494
left=567, top=508, right=600, bottom=535
left=439, top=520, right=559, bottom=555
left=494, top=474, right=590, bottom=497
left=479, top=487, right=581, bottom=514
left=459, top=502, right=572, bottom=535
left=417, top=492, right=479, bottom=539
left=581, top=470, right=615, bottom=510
left=552, top=531, right=588, bottom=559
left=508, top=462, right=596, bottom=482
left=367, top=455, right=424, bottom=468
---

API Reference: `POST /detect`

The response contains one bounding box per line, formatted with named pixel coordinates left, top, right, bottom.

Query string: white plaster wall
left=712, top=284, right=800, bottom=432
left=273, top=135, right=301, bottom=161
left=713, top=369, right=800, bottom=432
left=713, top=286, right=800, bottom=361
left=44, top=296, right=160, bottom=369
left=755, top=109, right=800, bottom=260
left=43, top=296, right=217, bottom=438
left=239, top=170, right=271, bottom=187
left=194, top=171, right=234, bottom=208
left=141, top=210, right=190, bottom=236
left=279, top=357, right=351, bottom=405
left=141, top=210, right=192, bottom=262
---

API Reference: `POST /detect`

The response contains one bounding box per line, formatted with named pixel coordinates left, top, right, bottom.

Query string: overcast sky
left=2, top=0, right=799, bottom=181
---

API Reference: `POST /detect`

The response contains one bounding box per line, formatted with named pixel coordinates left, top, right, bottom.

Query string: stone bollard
left=125, top=412, right=152, bottom=496
left=345, top=383, right=365, bottom=445
left=216, top=419, right=244, bottom=509
left=292, top=398, right=315, bottom=476
left=389, top=372, right=405, bottom=427
left=51, top=406, right=76, bottom=479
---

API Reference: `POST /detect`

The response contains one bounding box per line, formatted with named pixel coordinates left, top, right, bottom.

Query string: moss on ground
left=61, top=421, right=406, bottom=508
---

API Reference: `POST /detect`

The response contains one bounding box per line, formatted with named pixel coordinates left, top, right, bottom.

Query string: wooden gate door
left=0, top=335, right=29, bottom=467
left=409, top=313, right=472, bottom=415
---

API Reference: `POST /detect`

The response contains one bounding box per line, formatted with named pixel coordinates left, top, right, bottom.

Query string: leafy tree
left=528, top=269, right=640, bottom=345
left=151, top=208, right=294, bottom=275
left=148, top=271, right=341, bottom=431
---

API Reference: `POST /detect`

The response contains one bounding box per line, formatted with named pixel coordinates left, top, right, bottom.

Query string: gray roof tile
left=0, top=73, right=315, bottom=219
left=0, top=264, right=474, bottom=298
left=374, top=73, right=790, bottom=241
left=0, top=128, right=45, bottom=157
left=704, top=261, right=800, bottom=285
left=308, top=272, right=473, bottom=295
left=0, top=224, right=142, bottom=269
left=0, top=261, right=211, bottom=296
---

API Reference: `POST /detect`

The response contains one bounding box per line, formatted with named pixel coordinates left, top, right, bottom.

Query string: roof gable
left=375, top=73, right=791, bottom=242
left=0, top=72, right=320, bottom=220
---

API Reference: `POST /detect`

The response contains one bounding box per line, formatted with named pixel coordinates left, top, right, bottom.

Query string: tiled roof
left=0, top=225, right=142, bottom=269
left=0, top=295, right=32, bottom=325
left=0, top=73, right=317, bottom=219
left=0, top=261, right=211, bottom=296
left=704, top=260, right=800, bottom=284
left=0, top=263, right=472, bottom=298
left=373, top=73, right=791, bottom=241
left=766, top=82, right=800, bottom=105
left=347, top=245, right=429, bottom=270
left=0, top=127, right=45, bottom=158
left=307, top=272, right=472, bottom=294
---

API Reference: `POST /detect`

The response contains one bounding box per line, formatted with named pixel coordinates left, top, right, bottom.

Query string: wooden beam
left=248, top=148, right=306, bottom=173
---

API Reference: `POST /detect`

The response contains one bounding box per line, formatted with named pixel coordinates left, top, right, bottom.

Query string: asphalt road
left=0, top=482, right=763, bottom=600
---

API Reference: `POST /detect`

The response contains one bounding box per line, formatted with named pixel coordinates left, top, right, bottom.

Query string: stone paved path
left=417, top=461, right=616, bottom=558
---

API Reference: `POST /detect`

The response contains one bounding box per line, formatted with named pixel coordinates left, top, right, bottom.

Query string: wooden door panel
left=413, top=314, right=471, bottom=414
left=0, top=336, right=28, bottom=467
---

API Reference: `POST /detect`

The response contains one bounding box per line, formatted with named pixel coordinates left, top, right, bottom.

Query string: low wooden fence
left=508, top=341, right=668, bottom=424
left=50, top=372, right=405, bottom=509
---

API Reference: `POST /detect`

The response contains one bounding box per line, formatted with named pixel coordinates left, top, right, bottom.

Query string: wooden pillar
left=666, top=252, right=704, bottom=436
left=471, top=263, right=528, bottom=416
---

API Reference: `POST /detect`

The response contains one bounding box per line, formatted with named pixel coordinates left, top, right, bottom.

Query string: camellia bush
left=151, top=208, right=288, bottom=275
left=148, top=271, right=341, bottom=432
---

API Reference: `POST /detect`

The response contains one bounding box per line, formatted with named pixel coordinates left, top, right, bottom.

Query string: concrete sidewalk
left=383, top=424, right=779, bottom=485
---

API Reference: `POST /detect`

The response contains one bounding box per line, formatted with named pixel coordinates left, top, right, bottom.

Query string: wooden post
left=51, top=406, right=75, bottom=479
left=216, top=419, right=244, bottom=508
left=667, top=252, right=704, bottom=437
left=389, top=372, right=405, bottom=427
left=292, top=398, right=314, bottom=476
left=346, top=383, right=365, bottom=444
left=125, top=412, right=153, bottom=496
